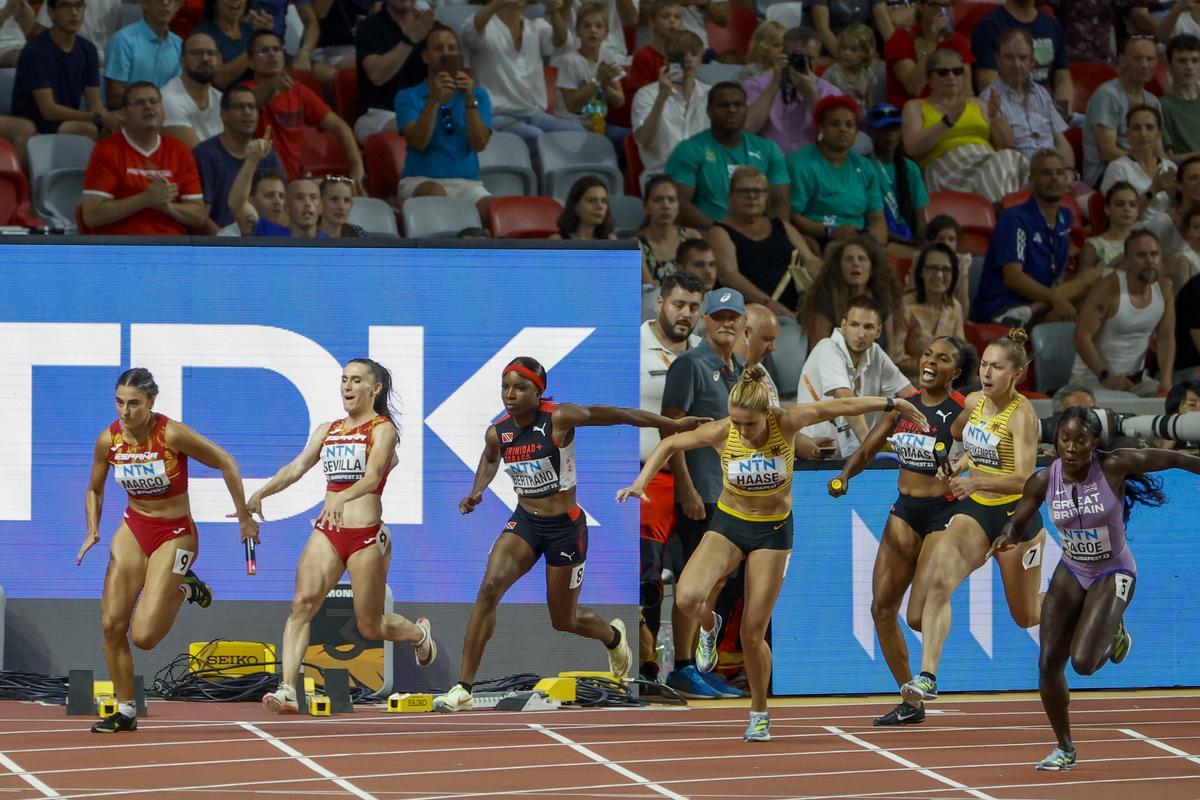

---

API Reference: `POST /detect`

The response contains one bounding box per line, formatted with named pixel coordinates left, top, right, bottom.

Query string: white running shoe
left=262, top=684, right=298, bottom=713
left=413, top=617, right=437, bottom=667
left=606, top=618, right=631, bottom=681
left=433, top=683, right=474, bottom=712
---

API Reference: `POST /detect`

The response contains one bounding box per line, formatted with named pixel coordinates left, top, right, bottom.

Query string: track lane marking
left=529, top=723, right=688, bottom=800
left=237, top=721, right=378, bottom=800
left=0, top=751, right=61, bottom=798
left=1119, top=728, right=1200, bottom=767
left=823, top=725, right=997, bottom=800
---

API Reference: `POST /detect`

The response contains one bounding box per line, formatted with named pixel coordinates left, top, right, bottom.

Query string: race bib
left=726, top=453, right=786, bottom=491
left=322, top=442, right=368, bottom=483
left=887, top=432, right=937, bottom=470
left=963, top=422, right=1001, bottom=470
left=1061, top=526, right=1113, bottom=562
left=505, top=457, right=559, bottom=493
left=114, top=459, right=171, bottom=496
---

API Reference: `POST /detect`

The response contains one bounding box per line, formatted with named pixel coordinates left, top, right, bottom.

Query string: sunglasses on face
left=932, top=66, right=965, bottom=77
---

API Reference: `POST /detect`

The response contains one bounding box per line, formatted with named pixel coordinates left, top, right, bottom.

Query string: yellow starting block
left=559, top=670, right=615, bottom=680
left=96, top=696, right=117, bottom=717
left=386, top=693, right=433, bottom=712
left=308, top=694, right=331, bottom=716
left=533, top=677, right=576, bottom=702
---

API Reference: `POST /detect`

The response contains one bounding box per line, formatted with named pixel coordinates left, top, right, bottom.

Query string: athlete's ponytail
left=729, top=364, right=772, bottom=414
left=116, top=368, right=159, bottom=400
left=348, top=358, right=400, bottom=423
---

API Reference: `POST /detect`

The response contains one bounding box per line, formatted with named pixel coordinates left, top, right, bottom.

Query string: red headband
left=503, top=363, right=546, bottom=392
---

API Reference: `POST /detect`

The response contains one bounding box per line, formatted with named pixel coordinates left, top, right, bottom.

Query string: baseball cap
left=703, top=288, right=746, bottom=316
left=865, top=103, right=902, bottom=129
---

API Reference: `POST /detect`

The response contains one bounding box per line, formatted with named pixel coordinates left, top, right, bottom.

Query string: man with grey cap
left=660, top=287, right=746, bottom=700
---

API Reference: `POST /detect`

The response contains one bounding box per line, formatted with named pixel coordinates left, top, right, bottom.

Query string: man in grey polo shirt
left=660, top=287, right=746, bottom=699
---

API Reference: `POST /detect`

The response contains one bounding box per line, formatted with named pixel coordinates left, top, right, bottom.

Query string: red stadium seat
left=299, top=129, right=352, bottom=178
left=544, top=66, right=558, bottom=116
left=288, top=69, right=324, bottom=98
left=1088, top=190, right=1107, bottom=236
left=362, top=131, right=407, bottom=200
left=954, top=0, right=1002, bottom=38
left=170, top=0, right=204, bottom=38
left=488, top=195, right=563, bottom=238
left=706, top=4, right=758, bottom=59
left=1148, top=59, right=1170, bottom=97
left=333, top=67, right=358, bottom=125
left=1069, top=61, right=1117, bottom=114
left=624, top=134, right=644, bottom=197
left=964, top=322, right=1010, bottom=360
left=0, top=139, right=42, bottom=227
left=924, top=191, right=995, bottom=255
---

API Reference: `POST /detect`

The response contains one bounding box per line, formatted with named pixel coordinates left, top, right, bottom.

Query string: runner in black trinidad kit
left=829, top=336, right=973, bottom=726
left=433, top=357, right=708, bottom=711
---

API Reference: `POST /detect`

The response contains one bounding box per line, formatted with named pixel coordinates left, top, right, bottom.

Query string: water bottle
left=656, top=621, right=675, bottom=674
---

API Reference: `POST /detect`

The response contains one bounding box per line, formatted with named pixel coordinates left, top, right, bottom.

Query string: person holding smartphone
left=882, top=0, right=974, bottom=108
left=743, top=25, right=844, bottom=155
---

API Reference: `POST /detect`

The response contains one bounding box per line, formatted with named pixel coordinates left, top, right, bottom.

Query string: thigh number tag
left=1114, top=573, right=1133, bottom=602
left=172, top=548, right=196, bottom=576
left=376, top=525, right=391, bottom=557
left=569, top=562, right=585, bottom=589
left=1022, top=542, right=1043, bottom=571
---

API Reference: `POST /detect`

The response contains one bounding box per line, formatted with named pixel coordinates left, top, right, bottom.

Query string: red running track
left=0, top=693, right=1199, bottom=799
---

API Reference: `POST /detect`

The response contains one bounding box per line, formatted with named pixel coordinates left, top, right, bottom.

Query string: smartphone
left=787, top=52, right=810, bottom=74
left=438, top=54, right=464, bottom=75
left=667, top=51, right=684, bottom=82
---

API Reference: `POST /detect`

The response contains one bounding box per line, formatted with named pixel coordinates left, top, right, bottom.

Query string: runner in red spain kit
left=77, top=368, right=259, bottom=733
left=253, top=359, right=436, bottom=713
left=433, top=357, right=707, bottom=712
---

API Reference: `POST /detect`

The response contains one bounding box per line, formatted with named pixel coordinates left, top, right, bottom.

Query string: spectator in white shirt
left=162, top=32, right=224, bottom=149
left=559, top=0, right=638, bottom=63
left=0, top=0, right=34, bottom=67
left=556, top=2, right=628, bottom=148
left=632, top=30, right=708, bottom=190
left=796, top=294, right=914, bottom=457
left=34, top=0, right=119, bottom=66
left=460, top=0, right=582, bottom=146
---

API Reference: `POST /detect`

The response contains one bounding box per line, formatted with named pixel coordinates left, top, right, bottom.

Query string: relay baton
left=245, top=538, right=257, bottom=576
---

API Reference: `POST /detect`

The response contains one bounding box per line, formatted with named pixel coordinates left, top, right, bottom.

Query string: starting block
left=532, top=677, right=576, bottom=702
left=386, top=693, right=433, bottom=712
left=66, top=670, right=148, bottom=716
left=308, top=694, right=331, bottom=716
left=494, top=691, right=560, bottom=712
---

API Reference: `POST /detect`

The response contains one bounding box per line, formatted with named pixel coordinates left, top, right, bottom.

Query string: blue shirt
left=12, top=31, right=100, bottom=132
left=257, top=0, right=312, bottom=38
left=973, top=197, right=1073, bottom=322
left=253, top=217, right=329, bottom=237
left=193, top=135, right=285, bottom=226
left=394, top=83, right=492, bottom=180
left=104, top=19, right=181, bottom=87
left=970, top=7, right=1067, bottom=91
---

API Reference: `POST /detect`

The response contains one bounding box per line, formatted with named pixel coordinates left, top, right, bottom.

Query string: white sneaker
left=262, top=684, right=298, bottom=713
left=606, top=618, right=631, bottom=681
left=413, top=617, right=437, bottom=667
left=433, top=683, right=474, bottom=712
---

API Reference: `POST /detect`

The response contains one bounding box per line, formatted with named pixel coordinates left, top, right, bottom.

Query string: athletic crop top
left=107, top=414, right=188, bottom=500
left=1046, top=455, right=1128, bottom=565
left=720, top=410, right=795, bottom=497
left=321, top=415, right=394, bottom=494
left=963, top=393, right=1024, bottom=477
left=887, top=391, right=965, bottom=476
left=495, top=401, right=577, bottom=499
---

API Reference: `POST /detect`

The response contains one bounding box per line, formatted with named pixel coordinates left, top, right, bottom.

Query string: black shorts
left=710, top=505, right=793, bottom=554
left=674, top=502, right=717, bottom=562
left=890, top=494, right=959, bottom=538
left=503, top=505, right=587, bottom=567
left=955, top=496, right=1044, bottom=544
left=640, top=538, right=665, bottom=606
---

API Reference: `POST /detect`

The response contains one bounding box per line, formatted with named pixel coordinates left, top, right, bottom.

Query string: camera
left=1039, top=409, right=1200, bottom=447
left=787, top=52, right=810, bottom=74
left=667, top=52, right=684, bottom=82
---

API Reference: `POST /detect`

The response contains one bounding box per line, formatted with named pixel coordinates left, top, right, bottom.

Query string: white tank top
left=1071, top=272, right=1163, bottom=380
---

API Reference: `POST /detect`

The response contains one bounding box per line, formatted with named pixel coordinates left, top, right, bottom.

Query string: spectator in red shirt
left=246, top=29, right=365, bottom=191
left=628, top=0, right=683, bottom=95
left=883, top=0, right=973, bottom=108
left=81, top=81, right=207, bottom=235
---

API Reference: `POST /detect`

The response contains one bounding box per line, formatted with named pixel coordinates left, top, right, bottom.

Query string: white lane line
left=0, top=751, right=61, bottom=798
left=529, top=723, right=689, bottom=800
left=1119, top=728, right=1200, bottom=767
left=237, top=722, right=377, bottom=800
left=823, top=726, right=996, bottom=800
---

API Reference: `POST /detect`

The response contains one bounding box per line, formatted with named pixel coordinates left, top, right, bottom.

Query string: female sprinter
left=253, top=359, right=435, bottom=713
left=77, top=368, right=259, bottom=733
left=619, top=366, right=929, bottom=741
left=900, top=329, right=1047, bottom=710
left=996, top=407, right=1200, bottom=770
left=432, top=357, right=706, bottom=712
left=828, top=335, right=972, bottom=726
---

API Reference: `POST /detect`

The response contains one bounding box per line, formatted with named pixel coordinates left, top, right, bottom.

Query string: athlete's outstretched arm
left=77, top=430, right=114, bottom=565
left=1110, top=447, right=1200, bottom=477
left=992, top=468, right=1051, bottom=555
left=552, top=404, right=709, bottom=438
left=616, top=419, right=730, bottom=502
left=247, top=423, right=330, bottom=518
left=783, top=396, right=928, bottom=432
left=168, top=421, right=260, bottom=544
left=830, top=410, right=901, bottom=496
left=459, top=425, right=503, bottom=515
left=317, top=423, right=398, bottom=530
